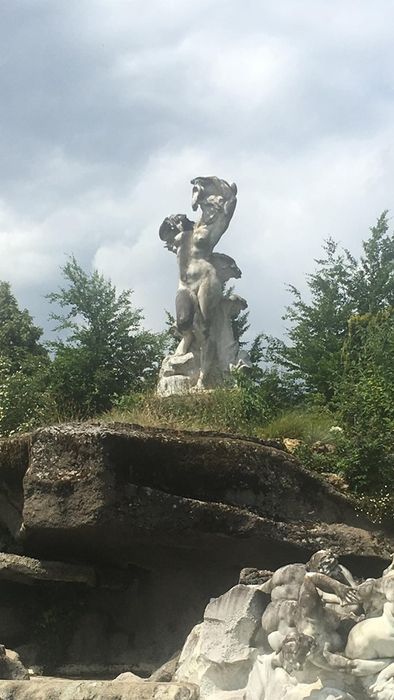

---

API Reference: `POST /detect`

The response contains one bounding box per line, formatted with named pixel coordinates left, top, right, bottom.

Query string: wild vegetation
left=0, top=214, right=393, bottom=518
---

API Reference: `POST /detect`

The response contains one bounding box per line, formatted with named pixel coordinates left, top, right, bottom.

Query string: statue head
left=190, top=176, right=237, bottom=215
left=306, top=550, right=339, bottom=577
left=278, top=631, right=315, bottom=674
left=159, top=214, right=194, bottom=251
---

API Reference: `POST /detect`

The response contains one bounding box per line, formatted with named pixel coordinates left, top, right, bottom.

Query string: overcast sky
left=1, top=0, right=394, bottom=342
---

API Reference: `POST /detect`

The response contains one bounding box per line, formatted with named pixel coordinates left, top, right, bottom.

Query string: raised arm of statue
left=191, top=176, right=237, bottom=251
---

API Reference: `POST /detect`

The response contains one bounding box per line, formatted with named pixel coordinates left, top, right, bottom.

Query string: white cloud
left=0, top=201, right=56, bottom=287
left=1, top=0, right=394, bottom=340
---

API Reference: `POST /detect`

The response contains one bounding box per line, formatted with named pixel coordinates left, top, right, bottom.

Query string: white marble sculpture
left=175, top=550, right=394, bottom=700
left=157, top=176, right=251, bottom=396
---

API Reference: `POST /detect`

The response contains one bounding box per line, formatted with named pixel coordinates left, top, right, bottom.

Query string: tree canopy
left=0, top=282, right=50, bottom=434
left=263, top=212, right=394, bottom=402
left=48, top=256, right=166, bottom=414
left=0, top=282, right=47, bottom=372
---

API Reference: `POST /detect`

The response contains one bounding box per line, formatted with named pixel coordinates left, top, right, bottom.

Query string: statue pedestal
left=157, top=374, right=194, bottom=397
left=157, top=351, right=199, bottom=397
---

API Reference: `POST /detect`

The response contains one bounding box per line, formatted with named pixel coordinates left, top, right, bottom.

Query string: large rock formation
left=0, top=422, right=392, bottom=682
left=20, top=423, right=388, bottom=565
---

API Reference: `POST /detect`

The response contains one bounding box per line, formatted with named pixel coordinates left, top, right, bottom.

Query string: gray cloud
left=1, top=0, right=394, bottom=342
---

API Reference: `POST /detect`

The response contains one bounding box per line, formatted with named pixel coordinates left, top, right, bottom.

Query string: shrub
left=0, top=356, right=55, bottom=436
left=262, top=407, right=337, bottom=444
left=336, top=310, right=394, bottom=492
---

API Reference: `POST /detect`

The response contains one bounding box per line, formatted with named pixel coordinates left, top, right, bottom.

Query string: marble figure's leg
left=175, top=288, right=195, bottom=355
left=195, top=277, right=221, bottom=388
left=197, top=331, right=215, bottom=389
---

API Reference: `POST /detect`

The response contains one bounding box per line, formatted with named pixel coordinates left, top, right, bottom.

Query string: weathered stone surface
left=0, top=646, right=29, bottom=681
left=0, top=679, right=199, bottom=699
left=238, top=568, right=272, bottom=586
left=0, top=435, right=29, bottom=542
left=0, top=554, right=96, bottom=586
left=175, top=585, right=266, bottom=698
left=20, top=423, right=392, bottom=568
left=149, top=652, right=180, bottom=683
left=114, top=672, right=142, bottom=681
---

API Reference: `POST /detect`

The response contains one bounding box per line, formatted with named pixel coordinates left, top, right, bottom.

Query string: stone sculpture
left=175, top=551, right=394, bottom=700
left=157, top=176, right=251, bottom=396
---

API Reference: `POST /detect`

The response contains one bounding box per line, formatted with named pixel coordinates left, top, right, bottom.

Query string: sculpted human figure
left=257, top=551, right=369, bottom=699
left=294, top=572, right=361, bottom=674
left=276, top=557, right=394, bottom=699
left=277, top=632, right=359, bottom=699
left=191, top=176, right=237, bottom=246
left=157, top=176, right=247, bottom=394
left=290, top=567, right=394, bottom=699
left=175, top=551, right=394, bottom=700
left=344, top=573, right=394, bottom=682
left=245, top=631, right=357, bottom=700
left=261, top=550, right=358, bottom=653
left=159, top=214, right=196, bottom=358
left=350, top=553, right=394, bottom=619
left=369, top=663, right=394, bottom=699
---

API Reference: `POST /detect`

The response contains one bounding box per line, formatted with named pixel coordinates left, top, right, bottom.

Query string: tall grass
left=105, top=387, right=267, bottom=435
left=262, top=408, right=337, bottom=444
left=104, top=388, right=337, bottom=445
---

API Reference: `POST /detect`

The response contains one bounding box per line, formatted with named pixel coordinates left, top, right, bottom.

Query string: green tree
left=263, top=213, right=394, bottom=402
left=48, top=257, right=167, bottom=415
left=0, top=356, right=53, bottom=435
left=0, top=282, right=47, bottom=372
left=353, top=211, right=394, bottom=314
left=336, top=309, right=394, bottom=492
left=0, top=282, right=50, bottom=435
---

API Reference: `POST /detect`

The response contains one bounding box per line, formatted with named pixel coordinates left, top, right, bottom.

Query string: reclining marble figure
left=157, top=176, right=251, bottom=396
left=175, top=550, right=394, bottom=700
left=245, top=551, right=394, bottom=700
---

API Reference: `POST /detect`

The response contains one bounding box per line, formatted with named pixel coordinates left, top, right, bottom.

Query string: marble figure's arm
left=350, top=658, right=393, bottom=677
left=316, top=646, right=355, bottom=673
left=304, top=572, right=359, bottom=605
left=370, top=662, right=394, bottom=693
